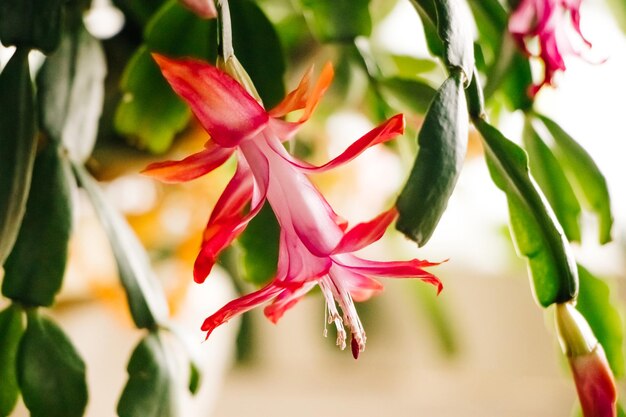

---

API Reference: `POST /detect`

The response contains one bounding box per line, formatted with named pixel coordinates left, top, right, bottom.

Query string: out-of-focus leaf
left=298, top=0, right=371, bottom=43
left=498, top=45, right=533, bottom=111
left=413, top=281, right=458, bottom=355
left=475, top=118, right=577, bottom=307
left=576, top=265, right=625, bottom=378
left=115, top=1, right=216, bottom=153
left=389, top=55, right=439, bottom=78
left=538, top=114, right=613, bottom=244
left=2, top=142, right=74, bottom=307
left=0, top=0, right=64, bottom=53
left=238, top=203, right=280, bottom=286
left=37, top=24, right=106, bottom=163
left=605, top=0, right=626, bottom=34
left=73, top=163, right=169, bottom=329
left=112, top=0, right=166, bottom=27
left=117, top=332, right=178, bottom=417
left=231, top=0, right=285, bottom=108
left=0, top=304, right=24, bottom=416
left=466, top=0, right=507, bottom=56
left=522, top=120, right=581, bottom=242
left=396, top=72, right=468, bottom=246
left=378, top=77, right=437, bottom=115
left=17, top=311, right=87, bottom=417
left=410, top=0, right=445, bottom=59
left=115, top=47, right=191, bottom=154
left=188, top=361, right=201, bottom=395
left=0, top=49, right=38, bottom=265
left=433, top=0, right=474, bottom=82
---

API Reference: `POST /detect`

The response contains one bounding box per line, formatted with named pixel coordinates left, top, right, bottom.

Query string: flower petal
left=152, top=54, right=269, bottom=147
left=331, top=266, right=383, bottom=302
left=334, top=207, right=398, bottom=254
left=194, top=155, right=269, bottom=283
left=201, top=282, right=283, bottom=338
left=335, top=254, right=443, bottom=294
left=141, top=142, right=233, bottom=183
left=179, top=0, right=217, bottom=18
left=269, top=114, right=405, bottom=173
left=263, top=281, right=317, bottom=324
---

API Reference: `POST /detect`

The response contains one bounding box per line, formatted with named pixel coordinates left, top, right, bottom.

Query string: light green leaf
left=396, top=73, right=468, bottom=246
left=73, top=163, right=169, bottom=329
left=576, top=265, right=625, bottom=378
left=522, top=119, right=581, bottom=242
left=238, top=203, right=280, bottom=286
left=117, top=332, right=178, bottom=417
left=475, top=118, right=577, bottom=307
left=298, top=0, right=371, bottom=43
left=17, top=311, right=87, bottom=417
left=389, top=55, right=439, bottom=78
left=2, top=142, right=74, bottom=307
left=538, top=114, right=613, bottom=244
left=0, top=49, right=38, bottom=265
left=37, top=23, right=106, bottom=163
left=0, top=304, right=24, bottom=416
left=378, top=77, right=437, bottom=115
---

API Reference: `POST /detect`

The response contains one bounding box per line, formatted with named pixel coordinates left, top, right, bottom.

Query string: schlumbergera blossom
left=509, top=0, right=594, bottom=95
left=143, top=54, right=442, bottom=358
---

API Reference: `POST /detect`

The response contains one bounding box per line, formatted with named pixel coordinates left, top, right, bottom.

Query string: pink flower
left=144, top=55, right=442, bottom=357
left=555, top=303, right=617, bottom=417
left=179, top=0, right=217, bottom=19
left=508, top=0, right=594, bottom=95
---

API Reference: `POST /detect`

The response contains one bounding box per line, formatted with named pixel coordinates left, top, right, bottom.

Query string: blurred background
left=2, top=0, right=625, bottom=416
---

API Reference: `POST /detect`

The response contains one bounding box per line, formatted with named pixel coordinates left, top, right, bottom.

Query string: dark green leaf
left=0, top=0, right=64, bottom=53
left=538, top=114, right=613, bottom=244
left=188, top=360, right=201, bottom=395
left=466, top=0, right=507, bottom=57
left=231, top=0, right=286, bottom=108
left=409, top=0, right=445, bottom=59
left=378, top=77, right=437, bottom=115
left=17, top=310, right=87, bottom=417
left=2, top=142, right=74, bottom=307
left=396, top=73, right=468, bottom=246
left=522, top=120, right=581, bottom=242
left=298, top=0, right=371, bottom=43
left=37, top=24, right=106, bottom=163
left=117, top=332, right=178, bottom=417
left=73, top=163, right=169, bottom=329
left=115, top=1, right=216, bottom=153
left=433, top=0, right=475, bottom=82
left=576, top=264, right=625, bottom=378
left=0, top=49, right=38, bottom=265
left=498, top=46, right=533, bottom=111
left=238, top=203, right=280, bottom=285
left=112, top=0, right=166, bottom=27
left=0, top=304, right=24, bottom=416
left=474, top=118, right=577, bottom=306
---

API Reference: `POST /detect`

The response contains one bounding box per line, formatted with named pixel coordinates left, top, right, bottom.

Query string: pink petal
left=335, top=254, right=443, bottom=294
left=333, top=207, right=398, bottom=254
left=193, top=156, right=269, bottom=283
left=152, top=54, right=269, bottom=148
left=268, top=114, right=405, bottom=173
left=331, top=266, right=383, bottom=302
left=141, top=141, right=233, bottom=183
left=201, top=283, right=283, bottom=338
left=263, top=281, right=317, bottom=323
left=179, top=0, right=217, bottom=18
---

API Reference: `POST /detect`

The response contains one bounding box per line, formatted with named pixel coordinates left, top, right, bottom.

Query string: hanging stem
left=217, top=0, right=234, bottom=60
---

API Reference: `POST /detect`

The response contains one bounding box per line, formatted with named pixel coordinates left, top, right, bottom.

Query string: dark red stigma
left=351, top=335, right=360, bottom=360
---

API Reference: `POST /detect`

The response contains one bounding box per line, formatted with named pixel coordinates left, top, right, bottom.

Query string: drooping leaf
left=396, top=72, right=468, bottom=246
left=117, top=332, right=178, bottom=417
left=298, top=0, right=371, bottom=43
left=0, top=304, right=24, bottom=416
left=378, top=77, right=437, bottom=115
left=115, top=1, right=216, bottom=153
left=231, top=0, right=286, bottom=108
left=37, top=23, right=106, bottom=163
left=238, top=203, right=280, bottom=285
left=0, top=49, right=38, bottom=265
left=537, top=114, right=613, bottom=244
left=73, top=163, right=169, bottom=329
left=0, top=0, right=64, bottom=53
left=474, top=118, right=577, bottom=307
left=576, top=264, right=625, bottom=378
left=17, top=311, right=87, bottom=417
left=2, top=142, right=74, bottom=307
left=522, top=119, right=581, bottom=242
